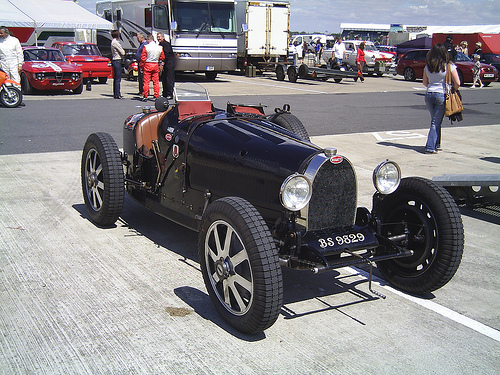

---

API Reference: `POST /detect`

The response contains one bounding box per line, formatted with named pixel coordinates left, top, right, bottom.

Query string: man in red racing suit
left=140, top=34, right=165, bottom=100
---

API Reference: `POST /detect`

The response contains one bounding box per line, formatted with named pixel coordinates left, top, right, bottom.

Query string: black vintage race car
left=82, top=83, right=464, bottom=334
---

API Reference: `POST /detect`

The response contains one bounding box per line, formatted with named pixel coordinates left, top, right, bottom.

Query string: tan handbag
left=445, top=64, right=463, bottom=117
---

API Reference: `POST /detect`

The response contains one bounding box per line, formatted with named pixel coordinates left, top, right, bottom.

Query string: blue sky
left=76, top=0, right=500, bottom=33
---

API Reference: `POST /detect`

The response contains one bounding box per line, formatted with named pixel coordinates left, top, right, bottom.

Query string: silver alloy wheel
left=204, top=220, right=253, bottom=316
left=84, top=148, right=104, bottom=212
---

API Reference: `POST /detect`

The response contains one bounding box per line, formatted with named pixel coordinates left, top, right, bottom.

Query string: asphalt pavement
left=0, top=72, right=499, bottom=374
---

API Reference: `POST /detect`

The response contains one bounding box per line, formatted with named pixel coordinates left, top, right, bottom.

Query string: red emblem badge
left=165, top=133, right=172, bottom=141
left=172, top=144, right=179, bottom=158
left=330, top=155, right=343, bottom=164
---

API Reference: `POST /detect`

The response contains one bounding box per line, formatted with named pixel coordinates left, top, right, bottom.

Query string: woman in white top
left=422, top=44, right=460, bottom=153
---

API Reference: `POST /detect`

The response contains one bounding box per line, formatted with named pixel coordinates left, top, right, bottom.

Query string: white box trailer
left=235, top=0, right=290, bottom=70
left=96, top=0, right=238, bottom=80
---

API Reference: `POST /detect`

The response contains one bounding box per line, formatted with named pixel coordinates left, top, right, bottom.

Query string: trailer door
left=246, top=4, right=267, bottom=56
left=269, top=3, right=289, bottom=57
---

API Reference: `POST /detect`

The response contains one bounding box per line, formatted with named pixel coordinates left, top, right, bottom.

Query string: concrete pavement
left=1, top=73, right=499, bottom=374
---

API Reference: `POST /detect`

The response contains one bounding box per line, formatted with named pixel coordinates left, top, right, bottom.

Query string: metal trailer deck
left=275, top=63, right=359, bottom=83
left=432, top=174, right=500, bottom=206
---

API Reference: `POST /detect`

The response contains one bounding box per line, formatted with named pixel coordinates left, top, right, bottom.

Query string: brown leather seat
left=135, top=110, right=170, bottom=150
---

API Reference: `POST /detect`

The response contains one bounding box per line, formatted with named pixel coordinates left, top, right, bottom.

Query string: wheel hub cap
left=215, top=258, right=231, bottom=280
left=87, top=172, right=98, bottom=189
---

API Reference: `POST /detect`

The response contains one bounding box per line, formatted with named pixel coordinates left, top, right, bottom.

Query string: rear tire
left=81, top=132, right=124, bottom=226
left=199, top=197, right=283, bottom=334
left=269, top=112, right=310, bottom=141
left=275, top=65, right=285, bottom=81
left=375, top=177, right=464, bottom=294
left=98, top=77, right=108, bottom=84
left=404, top=67, right=415, bottom=81
left=287, top=66, right=298, bottom=83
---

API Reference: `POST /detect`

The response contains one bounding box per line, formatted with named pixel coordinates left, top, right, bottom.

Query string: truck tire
left=199, top=197, right=283, bottom=334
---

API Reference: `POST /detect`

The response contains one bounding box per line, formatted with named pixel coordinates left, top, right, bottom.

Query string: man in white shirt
left=140, top=34, right=164, bottom=101
left=333, top=38, right=346, bottom=66
left=0, top=26, right=24, bottom=84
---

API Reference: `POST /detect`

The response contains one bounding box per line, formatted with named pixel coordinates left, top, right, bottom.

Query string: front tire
left=73, top=82, right=83, bottom=94
left=199, top=197, right=283, bottom=334
left=0, top=86, right=22, bottom=108
left=375, top=177, right=464, bottom=294
left=81, top=132, right=124, bottom=226
left=205, top=71, right=217, bottom=81
left=98, top=77, right=108, bottom=84
left=21, top=73, right=32, bottom=94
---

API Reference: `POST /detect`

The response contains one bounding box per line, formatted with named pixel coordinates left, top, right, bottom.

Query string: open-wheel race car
left=81, top=83, right=464, bottom=334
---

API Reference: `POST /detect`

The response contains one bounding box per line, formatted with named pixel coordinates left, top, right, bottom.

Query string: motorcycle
left=0, top=69, right=23, bottom=108
left=123, top=52, right=139, bottom=81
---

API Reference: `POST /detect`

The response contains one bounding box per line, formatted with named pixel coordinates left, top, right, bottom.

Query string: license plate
left=317, top=232, right=367, bottom=250
left=484, top=73, right=494, bottom=78
left=206, top=66, right=215, bottom=71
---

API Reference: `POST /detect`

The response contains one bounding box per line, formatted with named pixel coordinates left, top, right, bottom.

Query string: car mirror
left=155, top=96, right=170, bottom=112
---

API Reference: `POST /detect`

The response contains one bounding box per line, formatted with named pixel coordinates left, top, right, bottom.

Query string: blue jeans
left=425, top=91, right=445, bottom=151
left=112, top=60, right=122, bottom=98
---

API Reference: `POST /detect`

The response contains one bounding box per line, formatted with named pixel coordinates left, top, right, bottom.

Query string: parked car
left=81, top=83, right=464, bottom=334
left=396, top=49, right=498, bottom=85
left=21, top=47, right=83, bottom=94
left=342, top=40, right=393, bottom=75
left=51, top=42, right=112, bottom=84
left=376, top=45, right=397, bottom=56
left=481, top=53, right=500, bottom=81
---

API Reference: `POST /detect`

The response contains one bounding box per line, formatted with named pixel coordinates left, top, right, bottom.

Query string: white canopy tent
left=0, top=0, right=112, bottom=45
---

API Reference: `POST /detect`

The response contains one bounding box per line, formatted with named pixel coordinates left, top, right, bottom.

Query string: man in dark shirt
left=157, top=32, right=175, bottom=99
left=443, top=35, right=457, bottom=61
left=135, top=33, right=147, bottom=95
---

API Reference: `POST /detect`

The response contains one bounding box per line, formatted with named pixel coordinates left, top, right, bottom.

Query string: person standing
left=333, top=38, right=346, bottom=65
left=459, top=41, right=468, bottom=56
left=135, top=33, right=147, bottom=95
left=472, top=42, right=483, bottom=59
left=157, top=32, right=175, bottom=99
left=471, top=54, right=483, bottom=88
left=443, top=35, right=457, bottom=61
left=422, top=44, right=460, bottom=154
left=140, top=34, right=164, bottom=101
left=356, top=42, right=366, bottom=82
left=0, top=26, right=23, bottom=84
left=111, top=29, right=125, bottom=99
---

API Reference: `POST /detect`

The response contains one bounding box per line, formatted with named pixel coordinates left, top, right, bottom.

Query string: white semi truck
left=235, top=0, right=290, bottom=71
left=96, top=0, right=238, bottom=80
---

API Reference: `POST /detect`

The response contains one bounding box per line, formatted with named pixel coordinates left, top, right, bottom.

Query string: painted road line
left=345, top=267, right=500, bottom=342
left=224, top=78, right=330, bottom=94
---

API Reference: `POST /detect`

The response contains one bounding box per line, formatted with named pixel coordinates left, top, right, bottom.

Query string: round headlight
left=280, top=174, right=312, bottom=211
left=373, top=161, right=401, bottom=194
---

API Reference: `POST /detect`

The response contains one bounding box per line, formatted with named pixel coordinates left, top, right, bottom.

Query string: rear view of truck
left=236, top=0, right=290, bottom=71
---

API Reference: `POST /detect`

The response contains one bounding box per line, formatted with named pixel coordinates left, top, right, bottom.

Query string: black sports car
left=81, top=83, right=464, bottom=334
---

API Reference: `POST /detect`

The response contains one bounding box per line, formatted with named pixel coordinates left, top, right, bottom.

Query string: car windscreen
left=172, top=1, right=236, bottom=34
left=484, top=54, right=500, bottom=63
left=364, top=44, right=378, bottom=52
left=61, top=44, right=102, bottom=56
left=23, top=49, right=66, bottom=62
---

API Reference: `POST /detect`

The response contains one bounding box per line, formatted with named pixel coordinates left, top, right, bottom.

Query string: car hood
left=65, top=56, right=110, bottom=62
left=22, top=61, right=83, bottom=73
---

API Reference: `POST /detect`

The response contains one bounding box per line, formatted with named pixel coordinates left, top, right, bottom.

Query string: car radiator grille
left=306, top=158, right=357, bottom=232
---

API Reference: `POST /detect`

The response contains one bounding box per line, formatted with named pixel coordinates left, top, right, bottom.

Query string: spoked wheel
left=0, top=86, right=22, bottom=108
left=375, top=177, right=464, bottom=294
left=269, top=112, right=310, bottom=141
left=199, top=197, right=283, bottom=334
left=404, top=67, right=415, bottom=81
left=81, top=132, right=124, bottom=226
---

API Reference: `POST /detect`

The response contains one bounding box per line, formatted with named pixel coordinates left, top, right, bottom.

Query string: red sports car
left=21, top=47, right=83, bottom=94
left=51, top=42, right=112, bottom=84
left=396, top=49, right=498, bottom=85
